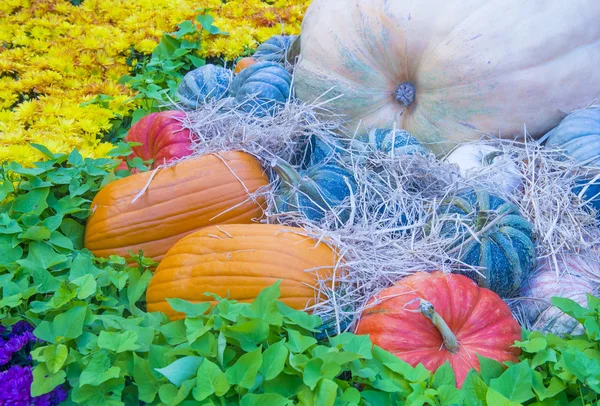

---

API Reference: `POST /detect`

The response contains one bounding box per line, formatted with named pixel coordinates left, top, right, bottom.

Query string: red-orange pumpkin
left=118, top=111, right=193, bottom=171
left=234, top=57, right=258, bottom=74
left=355, top=271, right=521, bottom=387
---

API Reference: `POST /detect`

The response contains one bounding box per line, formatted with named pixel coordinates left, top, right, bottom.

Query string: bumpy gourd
left=295, top=0, right=600, bottom=154
left=355, top=271, right=522, bottom=387
left=253, top=35, right=298, bottom=64
left=544, top=108, right=600, bottom=213
left=85, top=152, right=268, bottom=262
left=146, top=224, right=340, bottom=320
left=272, top=158, right=357, bottom=224
left=350, top=129, right=427, bottom=157
left=297, top=134, right=346, bottom=168
left=176, top=64, right=232, bottom=109
left=430, top=189, right=536, bottom=297
left=229, top=61, right=292, bottom=116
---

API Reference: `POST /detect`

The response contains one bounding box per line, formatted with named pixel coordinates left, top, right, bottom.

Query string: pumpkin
left=119, top=111, right=193, bottom=171
left=272, top=158, right=357, bottom=224
left=234, top=57, right=258, bottom=74
left=176, top=64, right=232, bottom=109
left=85, top=151, right=268, bottom=262
left=443, top=143, right=522, bottom=195
left=253, top=35, right=298, bottom=64
left=350, top=129, right=427, bottom=157
left=517, top=252, right=599, bottom=336
left=294, top=0, right=600, bottom=154
left=229, top=61, right=292, bottom=116
left=298, top=134, right=346, bottom=168
left=543, top=108, right=600, bottom=213
left=146, top=223, right=339, bottom=320
left=355, top=271, right=522, bottom=387
left=430, top=189, right=536, bottom=297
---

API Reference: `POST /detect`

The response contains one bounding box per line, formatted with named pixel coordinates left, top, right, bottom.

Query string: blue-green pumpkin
left=253, top=35, right=298, bottom=64
left=431, top=189, right=536, bottom=297
left=176, top=65, right=232, bottom=109
left=543, top=108, right=600, bottom=213
left=272, top=159, right=357, bottom=224
left=229, top=61, right=292, bottom=116
left=296, top=134, right=346, bottom=168
left=351, top=129, right=428, bottom=157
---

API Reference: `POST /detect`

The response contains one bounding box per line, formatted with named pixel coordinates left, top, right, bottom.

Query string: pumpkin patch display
left=272, top=158, right=357, bottom=224
left=175, top=64, right=232, bottom=109
left=294, top=0, right=600, bottom=154
left=229, top=61, right=292, bottom=116
left=430, top=189, right=536, bottom=297
left=85, top=151, right=268, bottom=262
left=517, top=252, right=599, bottom=336
left=119, top=111, right=193, bottom=170
left=355, top=271, right=522, bottom=387
left=146, top=223, right=340, bottom=320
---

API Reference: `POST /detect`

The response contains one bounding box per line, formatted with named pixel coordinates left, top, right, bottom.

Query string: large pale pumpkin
left=85, top=152, right=268, bottom=262
left=295, top=0, right=600, bottom=154
left=355, top=271, right=522, bottom=387
left=146, top=224, right=340, bottom=320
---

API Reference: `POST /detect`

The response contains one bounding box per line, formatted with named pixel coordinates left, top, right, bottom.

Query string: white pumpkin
left=517, top=252, right=599, bottom=336
left=443, top=143, right=522, bottom=194
left=294, top=0, right=600, bottom=154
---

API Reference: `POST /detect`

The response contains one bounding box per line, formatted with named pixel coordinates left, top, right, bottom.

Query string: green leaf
left=226, top=346, right=263, bottom=389
left=532, top=371, right=566, bottom=401
left=314, top=378, right=338, bottom=406
left=72, top=274, right=97, bottom=299
left=0, top=234, right=23, bottom=265
left=79, top=352, right=122, bottom=387
left=242, top=281, right=284, bottom=325
left=49, top=231, right=74, bottom=250
left=329, top=333, right=373, bottom=359
left=485, top=387, right=522, bottom=406
left=196, top=14, right=228, bottom=35
left=276, top=301, right=321, bottom=331
left=133, top=353, right=160, bottom=403
left=159, top=380, right=195, bottom=405
left=514, top=337, right=548, bottom=353
left=44, top=344, right=69, bottom=374
left=260, top=340, right=289, bottom=381
left=489, top=361, right=535, bottom=403
left=19, top=225, right=51, bottom=241
left=286, top=329, right=317, bottom=353
left=155, top=356, right=203, bottom=387
left=552, top=297, right=588, bottom=320
left=0, top=179, right=14, bottom=202
left=60, top=219, right=85, bottom=249
left=560, top=347, right=600, bottom=391
left=193, top=359, right=230, bottom=401
left=433, top=361, right=455, bottom=389
left=222, top=319, right=270, bottom=352
left=241, top=393, right=292, bottom=406
left=31, top=363, right=66, bottom=397
left=98, top=330, right=141, bottom=353
left=461, top=371, right=488, bottom=406
left=166, top=298, right=211, bottom=318
left=13, top=187, right=49, bottom=214
left=17, top=240, right=67, bottom=269
left=171, top=20, right=197, bottom=38
left=127, top=268, right=153, bottom=308
left=34, top=305, right=87, bottom=343
left=160, top=320, right=187, bottom=346
left=303, top=358, right=323, bottom=390
left=71, top=378, right=125, bottom=406
left=478, top=355, right=506, bottom=385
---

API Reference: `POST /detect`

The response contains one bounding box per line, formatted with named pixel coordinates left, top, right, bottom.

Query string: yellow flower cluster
left=0, top=0, right=309, bottom=166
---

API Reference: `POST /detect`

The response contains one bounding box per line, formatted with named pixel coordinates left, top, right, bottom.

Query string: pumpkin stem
left=272, top=158, right=301, bottom=186
left=394, top=82, right=416, bottom=107
left=419, top=299, right=460, bottom=354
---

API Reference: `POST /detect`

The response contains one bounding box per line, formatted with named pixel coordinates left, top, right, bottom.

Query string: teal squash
left=431, top=189, right=536, bottom=297
left=297, top=134, right=346, bottom=168
left=229, top=61, right=292, bottom=116
left=543, top=108, right=600, bottom=213
left=253, top=35, right=298, bottom=64
left=351, top=129, right=428, bottom=157
left=272, top=159, right=357, bottom=224
left=176, top=65, right=232, bottom=109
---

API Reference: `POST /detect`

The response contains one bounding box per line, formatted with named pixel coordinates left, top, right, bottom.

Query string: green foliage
left=119, top=10, right=228, bottom=125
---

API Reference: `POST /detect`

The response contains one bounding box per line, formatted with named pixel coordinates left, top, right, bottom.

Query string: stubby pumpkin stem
left=395, top=82, right=416, bottom=107
left=419, top=299, right=460, bottom=354
left=271, top=158, right=301, bottom=187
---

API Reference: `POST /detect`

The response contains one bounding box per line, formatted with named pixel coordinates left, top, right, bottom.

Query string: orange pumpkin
left=234, top=57, right=258, bottom=74
left=355, top=271, right=521, bottom=387
left=146, top=224, right=340, bottom=320
left=85, top=152, right=268, bottom=262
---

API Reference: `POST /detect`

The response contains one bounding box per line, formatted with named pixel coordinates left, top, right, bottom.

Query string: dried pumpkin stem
left=271, top=158, right=301, bottom=186
left=418, top=299, right=459, bottom=354
left=394, top=82, right=416, bottom=107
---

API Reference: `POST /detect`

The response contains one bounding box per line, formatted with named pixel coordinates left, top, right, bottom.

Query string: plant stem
left=418, top=299, right=459, bottom=354
left=271, top=158, right=301, bottom=187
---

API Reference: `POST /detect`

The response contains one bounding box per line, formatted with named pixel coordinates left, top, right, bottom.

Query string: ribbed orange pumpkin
left=234, top=57, right=258, bottom=74
left=355, top=272, right=522, bottom=387
left=146, top=224, right=339, bottom=320
left=85, top=152, right=268, bottom=262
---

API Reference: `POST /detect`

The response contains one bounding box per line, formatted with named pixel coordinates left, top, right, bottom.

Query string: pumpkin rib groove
left=86, top=187, right=263, bottom=243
